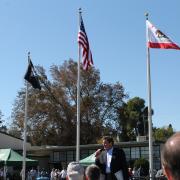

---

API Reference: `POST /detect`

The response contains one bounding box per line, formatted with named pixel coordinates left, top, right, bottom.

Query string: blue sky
left=0, top=0, right=180, bottom=131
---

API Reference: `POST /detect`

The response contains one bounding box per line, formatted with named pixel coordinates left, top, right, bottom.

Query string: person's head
left=102, top=136, right=114, bottom=150
left=52, top=168, right=55, bottom=171
left=161, top=132, right=180, bottom=180
left=67, top=162, right=84, bottom=180
left=85, top=164, right=100, bottom=180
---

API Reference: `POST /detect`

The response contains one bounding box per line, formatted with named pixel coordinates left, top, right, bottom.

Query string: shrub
left=133, top=158, right=149, bottom=176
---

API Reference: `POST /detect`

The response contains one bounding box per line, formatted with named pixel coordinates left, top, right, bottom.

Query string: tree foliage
left=10, top=59, right=127, bottom=146
left=153, top=124, right=174, bottom=142
left=8, top=60, right=175, bottom=145
left=0, top=110, right=7, bottom=132
left=116, top=97, right=149, bottom=141
left=116, top=95, right=175, bottom=142
left=133, top=158, right=149, bottom=176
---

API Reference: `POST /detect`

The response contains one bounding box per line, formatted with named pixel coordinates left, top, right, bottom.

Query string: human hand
left=95, top=149, right=103, bottom=157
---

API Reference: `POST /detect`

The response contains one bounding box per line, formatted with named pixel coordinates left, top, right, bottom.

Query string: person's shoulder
left=113, top=147, right=125, bottom=154
left=113, top=147, right=123, bottom=151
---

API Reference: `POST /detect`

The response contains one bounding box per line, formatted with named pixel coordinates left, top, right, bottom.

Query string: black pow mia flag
left=24, top=60, right=41, bottom=90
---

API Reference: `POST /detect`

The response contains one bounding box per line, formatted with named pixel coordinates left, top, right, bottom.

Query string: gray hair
left=67, top=162, right=84, bottom=180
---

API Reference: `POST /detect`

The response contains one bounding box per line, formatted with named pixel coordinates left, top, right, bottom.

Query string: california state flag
left=146, top=20, right=180, bottom=50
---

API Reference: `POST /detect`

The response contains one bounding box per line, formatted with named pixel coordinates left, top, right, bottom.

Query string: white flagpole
left=22, top=53, right=30, bottom=180
left=145, top=13, right=153, bottom=179
left=76, top=8, right=81, bottom=162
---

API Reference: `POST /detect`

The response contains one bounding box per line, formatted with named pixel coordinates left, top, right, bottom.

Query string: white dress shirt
left=106, top=147, right=113, bottom=173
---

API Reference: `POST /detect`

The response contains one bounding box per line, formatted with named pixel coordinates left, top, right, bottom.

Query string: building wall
left=29, top=142, right=162, bottom=171
left=0, top=131, right=31, bottom=150
left=35, top=156, right=50, bottom=171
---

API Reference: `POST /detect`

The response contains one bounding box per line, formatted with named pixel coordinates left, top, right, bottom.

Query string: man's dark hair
left=103, top=136, right=114, bottom=145
left=85, top=165, right=100, bottom=180
left=161, top=132, right=180, bottom=179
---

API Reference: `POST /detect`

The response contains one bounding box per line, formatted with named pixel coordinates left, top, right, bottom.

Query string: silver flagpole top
left=145, top=12, right=149, bottom=20
left=28, top=52, right=31, bottom=62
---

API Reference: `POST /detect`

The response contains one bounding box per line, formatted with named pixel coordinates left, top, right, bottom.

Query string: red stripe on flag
left=78, top=14, right=93, bottom=70
left=148, top=42, right=180, bottom=50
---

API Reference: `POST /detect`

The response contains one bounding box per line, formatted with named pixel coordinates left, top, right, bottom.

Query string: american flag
left=78, top=14, right=93, bottom=70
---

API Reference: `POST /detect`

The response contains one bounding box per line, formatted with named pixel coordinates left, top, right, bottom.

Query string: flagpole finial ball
left=28, top=52, right=30, bottom=57
left=145, top=12, right=149, bottom=19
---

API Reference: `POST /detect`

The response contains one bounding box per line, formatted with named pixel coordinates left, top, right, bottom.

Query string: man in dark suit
left=95, top=136, right=129, bottom=180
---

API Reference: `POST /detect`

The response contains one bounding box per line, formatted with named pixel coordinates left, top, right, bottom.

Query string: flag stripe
left=78, top=14, right=93, bottom=70
left=148, top=42, right=180, bottom=49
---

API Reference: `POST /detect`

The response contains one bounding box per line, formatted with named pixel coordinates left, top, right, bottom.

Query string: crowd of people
left=50, top=167, right=67, bottom=180
left=26, top=168, right=67, bottom=180
left=65, top=132, right=180, bottom=180
left=24, top=164, right=100, bottom=180
left=1, top=133, right=180, bottom=180
left=22, top=135, right=129, bottom=180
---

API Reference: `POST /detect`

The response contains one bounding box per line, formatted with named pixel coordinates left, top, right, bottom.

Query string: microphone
left=95, top=148, right=104, bottom=157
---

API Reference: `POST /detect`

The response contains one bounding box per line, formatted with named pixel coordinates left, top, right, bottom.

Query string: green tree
left=117, top=97, right=148, bottom=141
left=153, top=124, right=174, bottom=142
left=10, top=59, right=127, bottom=146
left=134, top=158, right=149, bottom=176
